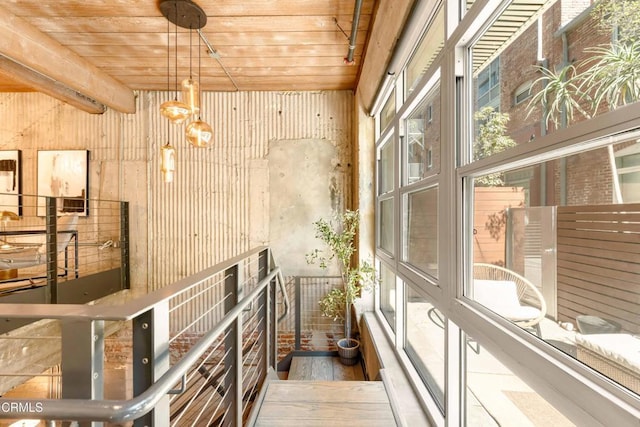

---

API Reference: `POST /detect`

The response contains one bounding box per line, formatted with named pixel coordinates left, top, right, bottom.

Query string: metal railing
left=276, top=276, right=344, bottom=357
left=0, top=246, right=286, bottom=426
left=0, top=193, right=129, bottom=318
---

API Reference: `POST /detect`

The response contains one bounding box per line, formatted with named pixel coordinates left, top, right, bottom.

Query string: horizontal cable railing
left=0, top=193, right=128, bottom=311
left=0, top=246, right=286, bottom=426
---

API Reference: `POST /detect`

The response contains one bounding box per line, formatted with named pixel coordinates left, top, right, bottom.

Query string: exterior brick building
left=485, top=0, right=622, bottom=207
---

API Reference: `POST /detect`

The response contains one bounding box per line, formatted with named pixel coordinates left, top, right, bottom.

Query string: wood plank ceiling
left=0, top=0, right=375, bottom=112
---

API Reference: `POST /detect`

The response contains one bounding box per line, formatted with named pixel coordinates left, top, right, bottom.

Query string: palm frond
left=526, top=64, right=590, bottom=128
left=579, top=41, right=640, bottom=112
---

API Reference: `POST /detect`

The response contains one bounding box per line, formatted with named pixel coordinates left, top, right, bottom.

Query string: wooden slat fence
left=557, top=204, right=640, bottom=333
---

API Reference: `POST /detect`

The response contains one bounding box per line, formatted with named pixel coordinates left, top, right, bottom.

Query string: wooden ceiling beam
left=0, top=56, right=106, bottom=114
left=0, top=9, right=135, bottom=113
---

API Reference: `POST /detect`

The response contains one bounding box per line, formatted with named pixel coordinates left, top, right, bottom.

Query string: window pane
left=404, top=187, right=438, bottom=278
left=379, top=262, right=396, bottom=329
left=405, top=7, right=444, bottom=97
left=466, top=333, right=575, bottom=426
left=616, top=141, right=640, bottom=202
left=380, top=89, right=396, bottom=132
left=467, top=133, right=640, bottom=397
left=379, top=198, right=394, bottom=254
left=405, top=84, right=441, bottom=184
left=379, top=140, right=394, bottom=195
left=470, top=0, right=640, bottom=161
left=406, top=286, right=445, bottom=410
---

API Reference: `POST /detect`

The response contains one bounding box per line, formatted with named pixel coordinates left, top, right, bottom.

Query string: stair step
left=288, top=356, right=364, bottom=381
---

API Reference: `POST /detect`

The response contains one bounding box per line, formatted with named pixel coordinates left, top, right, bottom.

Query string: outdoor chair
left=473, top=263, right=547, bottom=335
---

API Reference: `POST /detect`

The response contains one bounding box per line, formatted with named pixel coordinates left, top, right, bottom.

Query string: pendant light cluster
left=159, top=0, right=212, bottom=183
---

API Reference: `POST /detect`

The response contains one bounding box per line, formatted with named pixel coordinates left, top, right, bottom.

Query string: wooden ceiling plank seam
left=3, top=0, right=375, bottom=18
left=69, top=44, right=366, bottom=58
left=49, top=31, right=370, bottom=47
left=24, top=16, right=373, bottom=34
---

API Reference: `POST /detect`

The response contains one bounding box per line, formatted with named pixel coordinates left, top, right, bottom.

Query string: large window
left=404, top=82, right=441, bottom=183
left=379, top=138, right=394, bottom=195
left=378, top=137, right=395, bottom=255
left=379, top=262, right=396, bottom=329
left=465, top=333, right=574, bottom=426
left=405, top=7, right=444, bottom=97
left=372, top=0, right=640, bottom=424
left=379, top=198, right=394, bottom=254
left=406, top=286, right=445, bottom=410
left=468, top=136, right=640, bottom=394
left=403, top=186, right=438, bottom=278
left=380, top=89, right=396, bottom=133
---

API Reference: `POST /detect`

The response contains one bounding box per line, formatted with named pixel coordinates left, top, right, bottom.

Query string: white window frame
left=371, top=0, right=640, bottom=425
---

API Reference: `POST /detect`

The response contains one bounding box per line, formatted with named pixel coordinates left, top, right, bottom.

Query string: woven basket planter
left=337, top=338, right=360, bottom=366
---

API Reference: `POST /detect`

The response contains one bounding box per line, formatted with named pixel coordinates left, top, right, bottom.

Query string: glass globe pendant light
left=160, top=2, right=190, bottom=124
left=186, top=119, right=213, bottom=147
left=160, top=100, right=191, bottom=123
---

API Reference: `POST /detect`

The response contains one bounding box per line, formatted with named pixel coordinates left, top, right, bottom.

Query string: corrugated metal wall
left=0, top=90, right=354, bottom=294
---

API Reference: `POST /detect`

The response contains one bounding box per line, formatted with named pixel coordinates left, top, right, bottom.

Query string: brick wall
left=497, top=1, right=616, bottom=207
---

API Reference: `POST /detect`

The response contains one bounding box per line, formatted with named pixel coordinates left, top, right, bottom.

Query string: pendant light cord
left=166, top=14, right=170, bottom=101
left=174, top=3, right=179, bottom=101
left=198, top=16, right=202, bottom=120
left=189, top=25, right=193, bottom=80
left=166, top=13, right=170, bottom=146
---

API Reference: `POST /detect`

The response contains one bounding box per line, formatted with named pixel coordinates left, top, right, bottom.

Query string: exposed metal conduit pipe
left=345, top=0, right=364, bottom=64
left=197, top=28, right=240, bottom=91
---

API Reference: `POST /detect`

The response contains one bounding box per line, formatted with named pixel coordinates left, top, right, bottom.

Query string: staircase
left=247, top=355, right=399, bottom=426
left=288, top=355, right=364, bottom=381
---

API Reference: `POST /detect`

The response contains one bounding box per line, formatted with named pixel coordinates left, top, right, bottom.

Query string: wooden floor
left=2, top=356, right=396, bottom=426
left=250, top=356, right=397, bottom=426
left=288, top=356, right=365, bottom=381
left=251, top=380, right=397, bottom=426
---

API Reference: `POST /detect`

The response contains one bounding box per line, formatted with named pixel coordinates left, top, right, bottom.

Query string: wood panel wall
left=557, top=204, right=640, bottom=333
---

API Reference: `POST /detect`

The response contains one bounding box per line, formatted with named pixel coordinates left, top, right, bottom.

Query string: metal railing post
left=295, top=277, right=301, bottom=351
left=268, top=252, right=277, bottom=368
left=61, top=319, right=104, bottom=427
left=120, top=201, right=130, bottom=290
left=132, top=302, right=170, bottom=427
left=258, top=248, right=270, bottom=377
left=45, top=197, right=58, bottom=303
left=0, top=246, right=279, bottom=425
left=223, top=263, right=241, bottom=426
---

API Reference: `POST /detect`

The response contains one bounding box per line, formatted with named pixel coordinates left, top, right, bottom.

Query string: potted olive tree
left=306, top=209, right=375, bottom=365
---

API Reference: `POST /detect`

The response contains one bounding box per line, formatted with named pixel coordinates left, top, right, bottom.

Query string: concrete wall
left=0, top=89, right=354, bottom=387
left=268, top=138, right=348, bottom=276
